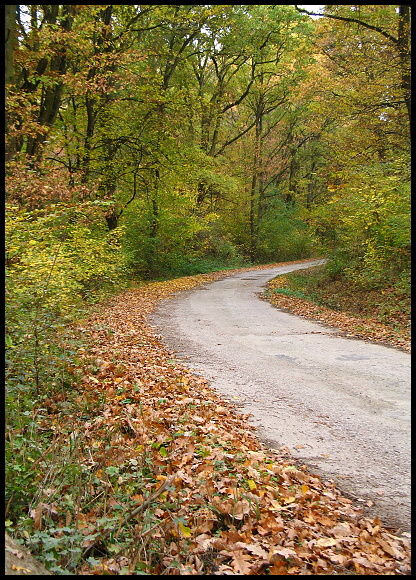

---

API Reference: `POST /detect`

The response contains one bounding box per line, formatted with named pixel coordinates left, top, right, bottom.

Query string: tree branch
left=294, top=5, right=398, bottom=45
left=216, top=119, right=257, bottom=156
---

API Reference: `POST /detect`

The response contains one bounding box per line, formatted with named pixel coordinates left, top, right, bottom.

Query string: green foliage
left=252, top=200, right=319, bottom=263
left=5, top=199, right=129, bottom=547
left=122, top=199, right=247, bottom=279
left=277, top=262, right=410, bottom=333
left=313, top=158, right=410, bottom=290
left=271, top=287, right=309, bottom=300
left=6, top=200, right=126, bottom=306
left=6, top=199, right=127, bottom=396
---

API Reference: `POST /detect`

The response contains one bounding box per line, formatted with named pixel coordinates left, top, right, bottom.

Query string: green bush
left=254, top=202, right=319, bottom=263
left=121, top=203, right=247, bottom=279
left=312, top=157, right=410, bottom=289
left=6, top=201, right=127, bottom=388
left=5, top=201, right=128, bottom=539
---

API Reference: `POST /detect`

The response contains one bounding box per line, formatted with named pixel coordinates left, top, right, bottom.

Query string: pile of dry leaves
left=36, top=261, right=410, bottom=574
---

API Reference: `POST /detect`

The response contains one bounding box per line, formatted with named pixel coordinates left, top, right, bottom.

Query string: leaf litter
left=36, top=260, right=410, bottom=574
left=264, top=272, right=410, bottom=353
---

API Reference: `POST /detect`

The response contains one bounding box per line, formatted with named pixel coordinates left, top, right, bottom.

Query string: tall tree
left=5, top=5, right=17, bottom=148
left=6, top=5, right=76, bottom=164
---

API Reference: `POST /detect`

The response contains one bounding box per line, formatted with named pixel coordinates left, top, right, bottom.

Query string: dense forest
left=6, top=2, right=410, bottom=382
left=5, top=5, right=411, bottom=574
left=6, top=4, right=410, bottom=273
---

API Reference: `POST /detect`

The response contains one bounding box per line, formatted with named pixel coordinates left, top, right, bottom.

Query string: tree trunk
left=5, top=5, right=16, bottom=97
left=5, top=5, right=17, bottom=160
left=286, top=156, right=299, bottom=206
left=306, top=161, right=317, bottom=209
left=5, top=533, right=53, bottom=575
left=25, top=6, right=75, bottom=163
left=146, top=169, right=160, bottom=276
left=249, top=170, right=258, bottom=259
left=249, top=98, right=265, bottom=259
left=398, top=5, right=411, bottom=125
left=81, top=93, right=96, bottom=183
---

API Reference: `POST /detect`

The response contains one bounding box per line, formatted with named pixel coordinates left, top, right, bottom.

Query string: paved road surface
left=150, top=261, right=411, bottom=532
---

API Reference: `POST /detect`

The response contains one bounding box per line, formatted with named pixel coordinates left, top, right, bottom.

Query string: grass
left=285, top=265, right=409, bottom=329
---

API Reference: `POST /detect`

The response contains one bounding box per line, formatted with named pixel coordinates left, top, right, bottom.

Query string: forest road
left=150, top=260, right=411, bottom=532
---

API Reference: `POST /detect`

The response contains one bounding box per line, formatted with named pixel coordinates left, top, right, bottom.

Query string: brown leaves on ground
left=265, top=274, right=410, bottom=353
left=37, top=261, right=410, bottom=574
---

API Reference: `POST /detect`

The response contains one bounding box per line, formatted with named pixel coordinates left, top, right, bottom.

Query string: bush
left=312, top=157, right=410, bottom=290
left=122, top=205, right=247, bottom=279
left=254, top=202, right=319, bottom=263
left=6, top=201, right=128, bottom=532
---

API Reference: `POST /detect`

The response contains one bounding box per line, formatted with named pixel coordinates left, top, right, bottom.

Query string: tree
left=5, top=5, right=17, bottom=99
left=5, top=4, right=410, bottom=282
left=5, top=5, right=77, bottom=164
left=295, top=5, right=410, bottom=125
left=293, top=6, right=411, bottom=288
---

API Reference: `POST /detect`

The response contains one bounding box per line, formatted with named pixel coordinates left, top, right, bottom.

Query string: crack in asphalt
left=150, top=261, right=411, bottom=532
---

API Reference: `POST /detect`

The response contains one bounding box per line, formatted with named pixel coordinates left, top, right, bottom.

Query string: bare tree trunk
left=5, top=5, right=17, bottom=160
left=25, top=6, right=75, bottom=163
left=249, top=170, right=258, bottom=259
left=147, top=169, right=160, bottom=275
left=5, top=5, right=16, bottom=97
left=249, top=97, right=264, bottom=259
left=398, top=5, right=411, bottom=125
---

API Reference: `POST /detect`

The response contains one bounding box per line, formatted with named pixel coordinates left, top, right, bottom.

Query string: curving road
left=150, top=261, right=411, bottom=532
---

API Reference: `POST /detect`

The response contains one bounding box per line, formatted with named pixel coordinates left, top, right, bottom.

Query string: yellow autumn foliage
left=6, top=202, right=126, bottom=319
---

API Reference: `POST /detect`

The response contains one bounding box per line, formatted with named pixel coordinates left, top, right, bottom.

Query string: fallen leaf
left=269, top=499, right=282, bottom=511
left=329, top=522, right=352, bottom=537
left=11, top=565, right=33, bottom=573
left=378, top=539, right=404, bottom=559
left=269, top=546, right=298, bottom=560
left=241, top=543, right=269, bottom=559
left=233, top=499, right=250, bottom=520
left=178, top=521, right=192, bottom=538
left=230, top=549, right=253, bottom=574
left=268, top=561, right=289, bottom=574
left=316, top=537, right=339, bottom=548
left=328, top=553, right=349, bottom=565
left=33, top=503, right=43, bottom=531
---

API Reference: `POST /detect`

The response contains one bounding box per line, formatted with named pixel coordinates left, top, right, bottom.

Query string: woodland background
left=5, top=5, right=411, bottom=575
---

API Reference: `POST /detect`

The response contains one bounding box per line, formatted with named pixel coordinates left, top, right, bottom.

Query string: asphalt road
left=150, top=260, right=411, bottom=532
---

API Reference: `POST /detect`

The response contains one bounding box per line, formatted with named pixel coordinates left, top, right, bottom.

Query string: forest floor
left=18, top=260, right=410, bottom=575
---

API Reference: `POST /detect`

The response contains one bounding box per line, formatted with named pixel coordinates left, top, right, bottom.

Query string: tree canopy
left=4, top=4, right=410, bottom=339
left=5, top=3, right=410, bottom=307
